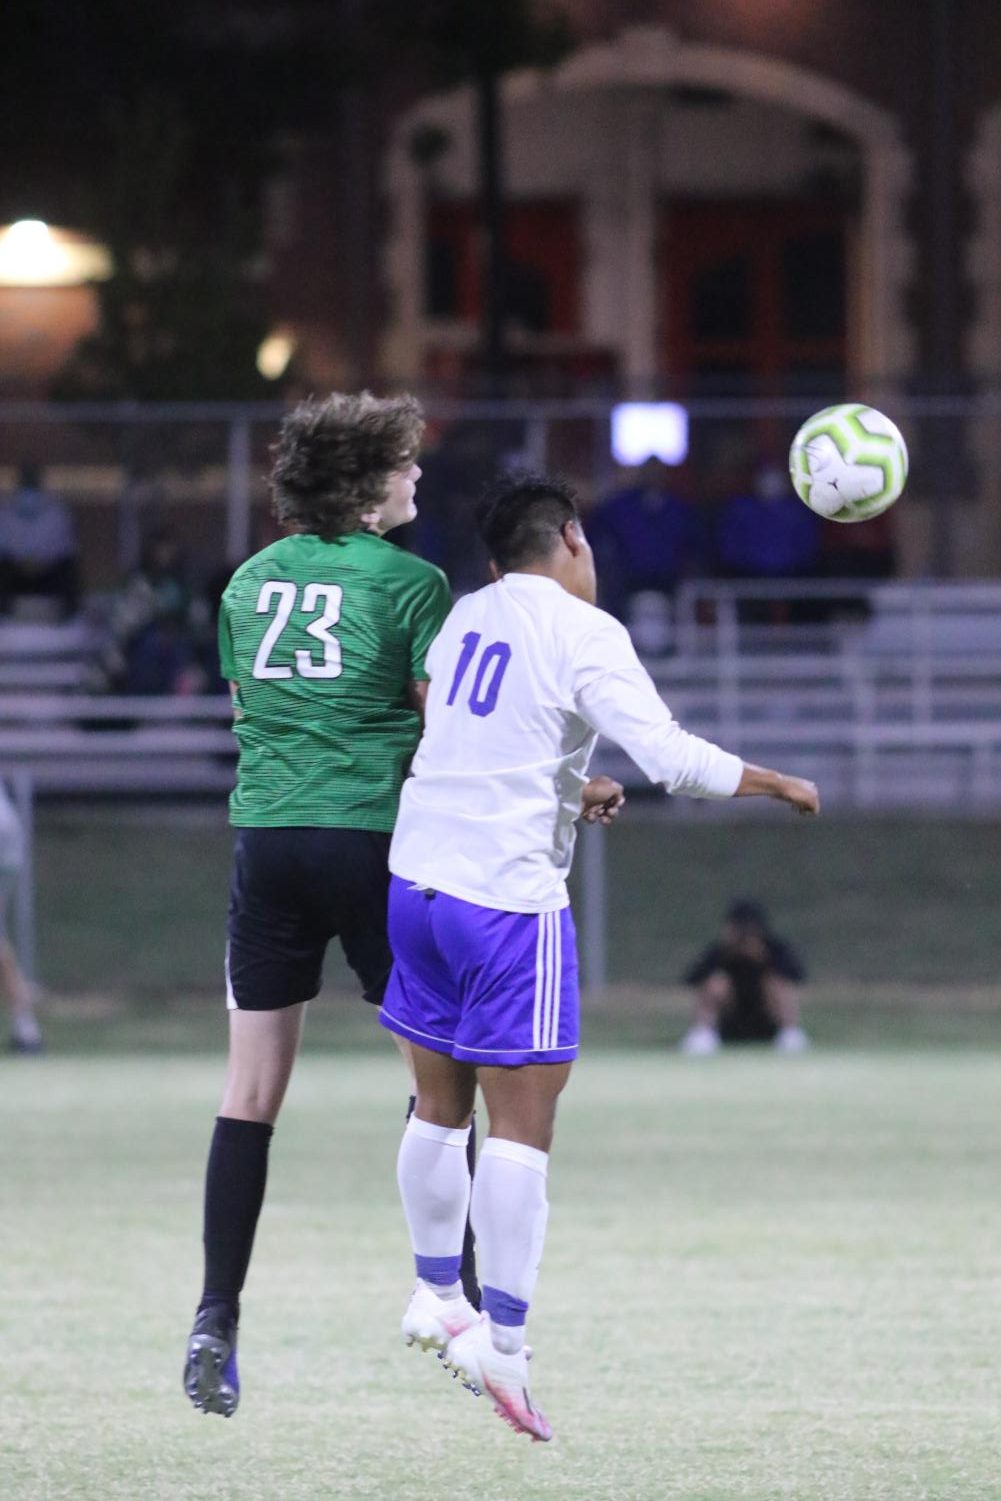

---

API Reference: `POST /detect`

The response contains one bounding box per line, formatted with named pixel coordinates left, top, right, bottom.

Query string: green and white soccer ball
left=789, top=403, right=908, bottom=522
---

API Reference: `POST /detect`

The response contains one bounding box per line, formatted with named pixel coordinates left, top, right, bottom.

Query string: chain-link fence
left=2, top=391, right=1001, bottom=592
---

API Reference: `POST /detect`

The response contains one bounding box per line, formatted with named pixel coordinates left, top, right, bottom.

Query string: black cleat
left=183, top=1304, right=240, bottom=1417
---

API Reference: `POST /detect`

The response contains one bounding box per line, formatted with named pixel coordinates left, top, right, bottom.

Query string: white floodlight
left=610, top=402, right=689, bottom=466
left=0, top=220, right=112, bottom=287
left=256, top=331, right=296, bottom=380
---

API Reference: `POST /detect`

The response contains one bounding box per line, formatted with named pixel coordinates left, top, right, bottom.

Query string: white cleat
left=401, top=1280, right=480, bottom=1355
left=679, top=1023, right=721, bottom=1056
left=774, top=1025, right=810, bottom=1054
left=443, top=1315, right=553, bottom=1443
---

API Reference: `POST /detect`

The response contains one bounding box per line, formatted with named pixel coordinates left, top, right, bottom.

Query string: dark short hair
left=269, top=391, right=424, bottom=542
left=726, top=900, right=769, bottom=931
left=477, top=470, right=581, bottom=571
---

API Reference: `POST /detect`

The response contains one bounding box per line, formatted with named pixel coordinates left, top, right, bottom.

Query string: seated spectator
left=715, top=462, right=821, bottom=580
left=679, top=899, right=810, bottom=1055
left=588, top=458, right=705, bottom=621
left=0, top=462, right=80, bottom=619
left=90, top=529, right=207, bottom=695
left=714, top=462, right=822, bottom=624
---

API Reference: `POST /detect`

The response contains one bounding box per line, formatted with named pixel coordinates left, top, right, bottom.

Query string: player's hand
left=776, top=774, right=820, bottom=815
left=580, top=776, right=625, bottom=824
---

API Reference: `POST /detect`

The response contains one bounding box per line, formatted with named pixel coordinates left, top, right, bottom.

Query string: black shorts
left=226, top=827, right=392, bottom=1011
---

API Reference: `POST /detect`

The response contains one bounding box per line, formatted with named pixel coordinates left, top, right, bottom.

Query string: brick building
left=269, top=2, right=1000, bottom=570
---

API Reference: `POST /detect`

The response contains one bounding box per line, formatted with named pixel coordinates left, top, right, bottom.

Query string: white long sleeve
left=575, top=666, right=743, bottom=798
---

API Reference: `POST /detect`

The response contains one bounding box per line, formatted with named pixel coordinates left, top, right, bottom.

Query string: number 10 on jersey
left=446, top=632, right=512, bottom=717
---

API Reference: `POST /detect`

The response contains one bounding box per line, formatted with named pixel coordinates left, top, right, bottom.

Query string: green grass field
left=2, top=1046, right=999, bottom=1501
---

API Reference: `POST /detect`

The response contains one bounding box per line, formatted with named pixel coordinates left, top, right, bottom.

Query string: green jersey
left=218, top=531, right=450, bottom=829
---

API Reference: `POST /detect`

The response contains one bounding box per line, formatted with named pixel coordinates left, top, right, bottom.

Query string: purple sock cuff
left=415, top=1254, right=462, bottom=1286
left=482, top=1285, right=529, bottom=1327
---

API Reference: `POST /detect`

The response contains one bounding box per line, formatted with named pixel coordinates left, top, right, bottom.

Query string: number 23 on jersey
left=252, top=581, right=343, bottom=680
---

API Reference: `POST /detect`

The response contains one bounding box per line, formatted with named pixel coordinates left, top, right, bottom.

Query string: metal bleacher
left=0, top=619, right=96, bottom=693
left=593, top=580, right=1001, bottom=810
left=0, top=617, right=235, bottom=794
left=2, top=581, right=1001, bottom=807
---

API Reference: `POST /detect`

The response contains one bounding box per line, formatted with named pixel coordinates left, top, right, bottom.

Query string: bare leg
left=762, top=976, right=810, bottom=1052
left=390, top=1029, right=417, bottom=1091
left=476, top=1061, right=572, bottom=1151
left=691, top=972, right=733, bottom=1030
left=680, top=973, right=732, bottom=1054
left=412, top=1041, right=477, bottom=1128
left=220, top=1002, right=307, bottom=1123
left=761, top=975, right=803, bottom=1030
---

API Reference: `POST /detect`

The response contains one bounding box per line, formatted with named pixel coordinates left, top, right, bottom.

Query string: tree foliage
left=4, top=0, right=575, bottom=399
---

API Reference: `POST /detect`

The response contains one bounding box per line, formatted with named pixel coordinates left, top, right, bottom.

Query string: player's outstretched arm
left=735, top=763, right=820, bottom=815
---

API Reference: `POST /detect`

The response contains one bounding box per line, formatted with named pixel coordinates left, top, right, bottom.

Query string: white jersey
left=389, top=572, right=743, bottom=913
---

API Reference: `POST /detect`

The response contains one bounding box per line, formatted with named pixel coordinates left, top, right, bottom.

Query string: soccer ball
left=789, top=403, right=908, bottom=522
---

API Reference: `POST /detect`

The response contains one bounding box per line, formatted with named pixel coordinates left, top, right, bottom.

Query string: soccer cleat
left=401, top=1279, right=480, bottom=1355
left=679, top=1023, right=720, bottom=1056
left=443, top=1315, right=553, bottom=1442
left=9, top=1013, right=44, bottom=1054
left=774, top=1025, right=810, bottom=1054
left=183, top=1303, right=240, bottom=1417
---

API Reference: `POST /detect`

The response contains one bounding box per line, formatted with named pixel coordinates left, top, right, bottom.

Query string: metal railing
left=1, top=580, right=1001, bottom=806
left=2, top=389, right=1001, bottom=582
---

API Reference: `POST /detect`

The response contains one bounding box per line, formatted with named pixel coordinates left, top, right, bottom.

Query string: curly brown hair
left=269, top=391, right=425, bottom=541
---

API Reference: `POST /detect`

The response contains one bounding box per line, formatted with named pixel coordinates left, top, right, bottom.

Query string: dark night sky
left=0, top=1, right=341, bottom=228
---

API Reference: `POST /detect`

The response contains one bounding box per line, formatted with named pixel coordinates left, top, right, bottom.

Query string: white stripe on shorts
left=541, top=913, right=553, bottom=1052
left=533, top=914, right=546, bottom=1051
left=547, top=911, right=562, bottom=1050
left=225, top=943, right=238, bottom=1011
left=532, top=911, right=563, bottom=1053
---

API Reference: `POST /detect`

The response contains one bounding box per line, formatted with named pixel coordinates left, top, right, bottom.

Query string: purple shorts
left=379, top=876, right=580, bottom=1067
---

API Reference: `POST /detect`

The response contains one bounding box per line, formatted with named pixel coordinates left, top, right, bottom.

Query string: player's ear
left=488, top=560, right=502, bottom=581
left=560, top=519, right=582, bottom=556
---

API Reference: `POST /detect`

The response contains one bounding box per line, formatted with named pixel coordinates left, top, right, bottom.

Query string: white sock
left=397, top=1116, right=471, bottom=1294
left=471, top=1137, right=549, bottom=1354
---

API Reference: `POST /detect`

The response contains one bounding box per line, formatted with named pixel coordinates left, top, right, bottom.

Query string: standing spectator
left=0, top=783, right=42, bottom=1054
left=679, top=900, right=810, bottom=1055
left=0, top=462, right=79, bottom=619
left=587, top=458, right=705, bottom=622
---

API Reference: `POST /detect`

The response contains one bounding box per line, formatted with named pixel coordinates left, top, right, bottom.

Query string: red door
left=426, top=199, right=580, bottom=335
left=660, top=200, right=851, bottom=391
left=659, top=200, right=853, bottom=494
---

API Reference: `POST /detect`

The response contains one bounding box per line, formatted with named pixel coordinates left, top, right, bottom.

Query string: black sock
left=460, top=1112, right=481, bottom=1310
left=199, top=1116, right=274, bottom=1314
